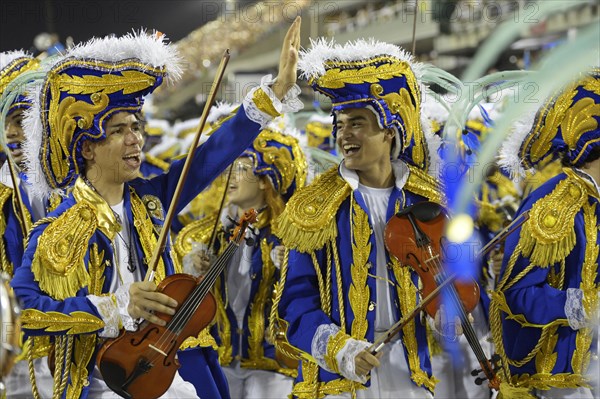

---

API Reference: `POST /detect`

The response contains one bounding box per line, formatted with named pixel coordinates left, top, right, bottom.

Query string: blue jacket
left=11, top=105, right=265, bottom=399
left=274, top=165, right=442, bottom=398
left=491, top=168, right=600, bottom=391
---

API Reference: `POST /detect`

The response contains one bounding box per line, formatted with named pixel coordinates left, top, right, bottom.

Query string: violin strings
left=146, top=242, right=239, bottom=358
left=427, top=253, right=492, bottom=376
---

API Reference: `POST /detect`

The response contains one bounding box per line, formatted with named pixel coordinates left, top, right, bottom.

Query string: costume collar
left=72, top=177, right=121, bottom=240
left=339, top=159, right=409, bottom=191
left=572, top=167, right=600, bottom=200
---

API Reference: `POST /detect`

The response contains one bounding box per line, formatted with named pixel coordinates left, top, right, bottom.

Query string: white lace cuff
left=311, top=323, right=340, bottom=372
left=115, top=282, right=140, bottom=331
left=336, top=338, right=372, bottom=383
left=242, top=74, right=302, bottom=128
left=565, top=288, right=588, bottom=330
left=270, top=247, right=281, bottom=269
left=88, top=294, right=120, bottom=338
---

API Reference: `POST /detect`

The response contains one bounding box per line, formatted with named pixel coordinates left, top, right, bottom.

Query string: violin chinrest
left=396, top=201, right=445, bottom=222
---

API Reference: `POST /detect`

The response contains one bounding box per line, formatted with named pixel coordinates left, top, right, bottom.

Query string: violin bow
left=369, top=209, right=530, bottom=354
left=369, top=272, right=456, bottom=355
left=145, top=49, right=230, bottom=282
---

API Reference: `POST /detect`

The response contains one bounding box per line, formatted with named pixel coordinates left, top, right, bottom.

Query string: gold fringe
left=31, top=203, right=97, bottom=300
left=405, top=165, right=443, bottom=204
left=519, top=169, right=586, bottom=268
left=273, top=167, right=350, bottom=253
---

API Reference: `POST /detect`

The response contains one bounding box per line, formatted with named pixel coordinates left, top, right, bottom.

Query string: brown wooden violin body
left=384, top=202, right=480, bottom=318
left=384, top=201, right=500, bottom=390
left=97, top=209, right=258, bottom=399
left=96, top=274, right=215, bottom=399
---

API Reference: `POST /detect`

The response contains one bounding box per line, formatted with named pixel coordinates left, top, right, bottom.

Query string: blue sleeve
left=278, top=249, right=336, bottom=355
left=11, top=227, right=104, bottom=336
left=135, top=106, right=262, bottom=214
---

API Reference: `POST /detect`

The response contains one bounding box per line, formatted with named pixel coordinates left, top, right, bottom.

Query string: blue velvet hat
left=23, top=31, right=182, bottom=197
left=298, top=38, right=435, bottom=172
left=501, top=69, right=600, bottom=176
left=242, top=116, right=307, bottom=201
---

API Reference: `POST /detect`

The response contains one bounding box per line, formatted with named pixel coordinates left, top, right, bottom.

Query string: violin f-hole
left=406, top=252, right=429, bottom=273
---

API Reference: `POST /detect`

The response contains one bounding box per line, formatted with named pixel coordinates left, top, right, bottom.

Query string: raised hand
left=272, top=16, right=301, bottom=100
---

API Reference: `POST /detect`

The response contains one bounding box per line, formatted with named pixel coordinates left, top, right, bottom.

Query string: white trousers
left=223, top=360, right=294, bottom=399
left=5, top=358, right=54, bottom=399
left=87, top=366, right=199, bottom=398
left=327, top=339, right=433, bottom=399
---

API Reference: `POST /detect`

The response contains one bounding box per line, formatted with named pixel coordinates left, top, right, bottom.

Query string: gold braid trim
left=31, top=202, right=97, bottom=300
left=252, top=88, right=281, bottom=118
left=405, top=165, right=443, bottom=204
left=519, top=169, right=586, bottom=268
left=215, top=274, right=233, bottom=364
left=129, top=190, right=166, bottom=283
left=180, top=328, right=218, bottom=350
left=87, top=243, right=106, bottom=295
left=65, top=335, right=96, bottom=399
left=348, top=202, right=370, bottom=340
left=292, top=360, right=366, bottom=399
left=246, top=239, right=276, bottom=360
left=509, top=373, right=590, bottom=391
left=173, top=212, right=218, bottom=264
left=324, top=243, right=333, bottom=317
left=27, top=338, right=42, bottom=399
left=269, top=248, right=303, bottom=373
left=491, top=291, right=568, bottom=368
left=535, top=324, right=560, bottom=374
left=273, top=167, right=351, bottom=253
left=21, top=309, right=104, bottom=334
left=572, top=202, right=599, bottom=375
left=332, top=242, right=346, bottom=334
left=324, top=330, right=350, bottom=374
left=391, top=259, right=437, bottom=392
left=311, top=251, right=329, bottom=317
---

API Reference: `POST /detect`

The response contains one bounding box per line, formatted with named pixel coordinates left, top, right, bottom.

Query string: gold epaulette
left=31, top=202, right=97, bottom=300
left=518, top=168, right=589, bottom=268
left=145, top=153, right=170, bottom=172
left=173, top=212, right=219, bottom=262
left=273, top=167, right=351, bottom=253
left=405, top=165, right=443, bottom=204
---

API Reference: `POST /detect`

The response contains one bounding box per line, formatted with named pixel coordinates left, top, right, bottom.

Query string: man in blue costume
left=0, top=50, right=56, bottom=399
left=493, top=69, right=600, bottom=399
left=11, top=17, right=302, bottom=399
left=272, top=39, right=444, bottom=399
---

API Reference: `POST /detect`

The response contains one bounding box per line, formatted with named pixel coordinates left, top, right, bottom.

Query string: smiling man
left=273, top=39, right=443, bottom=399
left=11, top=18, right=302, bottom=399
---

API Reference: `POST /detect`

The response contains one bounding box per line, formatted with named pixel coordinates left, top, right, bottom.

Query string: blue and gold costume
left=492, top=69, right=600, bottom=395
left=10, top=32, right=300, bottom=399
left=174, top=119, right=307, bottom=385
left=273, top=39, right=442, bottom=398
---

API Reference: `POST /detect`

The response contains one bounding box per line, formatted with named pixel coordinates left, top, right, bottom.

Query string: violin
left=383, top=201, right=501, bottom=390
left=96, top=209, right=258, bottom=399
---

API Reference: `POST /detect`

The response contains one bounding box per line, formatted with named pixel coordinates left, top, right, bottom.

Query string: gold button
left=91, top=93, right=101, bottom=102
left=543, top=214, right=557, bottom=228
left=77, top=119, right=86, bottom=129
left=305, top=205, right=316, bottom=215
left=79, top=208, right=92, bottom=221
left=368, top=301, right=376, bottom=311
